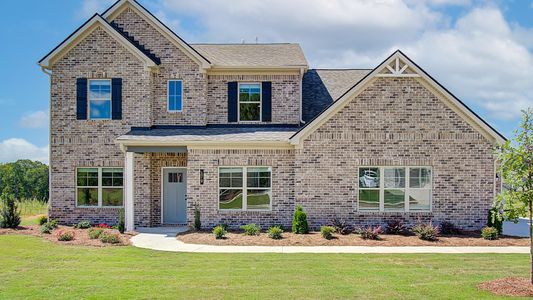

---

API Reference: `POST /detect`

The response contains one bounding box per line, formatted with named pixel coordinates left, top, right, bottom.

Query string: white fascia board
left=116, top=138, right=294, bottom=149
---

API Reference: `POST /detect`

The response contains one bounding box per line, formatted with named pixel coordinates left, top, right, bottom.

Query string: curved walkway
left=131, top=227, right=530, bottom=254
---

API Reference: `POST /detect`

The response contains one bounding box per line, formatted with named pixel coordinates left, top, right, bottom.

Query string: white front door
left=162, top=168, right=187, bottom=224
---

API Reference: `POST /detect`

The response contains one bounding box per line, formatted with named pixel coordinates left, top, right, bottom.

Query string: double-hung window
left=168, top=80, right=183, bottom=112
left=219, top=167, right=271, bottom=210
left=238, top=83, right=261, bottom=121
left=89, top=79, right=112, bottom=120
left=358, top=166, right=431, bottom=212
left=77, top=167, right=123, bottom=207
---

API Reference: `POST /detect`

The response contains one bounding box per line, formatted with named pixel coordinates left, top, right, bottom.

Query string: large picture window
left=77, top=167, right=123, bottom=207
left=89, top=79, right=111, bottom=120
left=219, top=167, right=271, bottom=210
left=358, top=166, right=431, bottom=212
left=238, top=83, right=261, bottom=121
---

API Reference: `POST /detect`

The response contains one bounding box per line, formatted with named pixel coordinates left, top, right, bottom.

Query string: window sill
left=75, top=206, right=124, bottom=209
left=167, top=110, right=183, bottom=113
left=218, top=209, right=272, bottom=213
left=356, top=210, right=432, bottom=215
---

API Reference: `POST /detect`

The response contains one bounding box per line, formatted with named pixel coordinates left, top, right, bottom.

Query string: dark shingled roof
left=302, top=69, right=371, bottom=122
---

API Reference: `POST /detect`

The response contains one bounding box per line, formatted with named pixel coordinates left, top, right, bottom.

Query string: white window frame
left=167, top=79, right=183, bottom=112
left=357, top=166, right=432, bottom=212
left=237, top=82, right=262, bottom=122
left=218, top=166, right=272, bottom=211
left=76, top=167, right=124, bottom=208
left=88, top=79, right=112, bottom=120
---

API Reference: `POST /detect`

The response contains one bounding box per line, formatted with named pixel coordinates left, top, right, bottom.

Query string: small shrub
left=412, top=223, right=439, bottom=241
left=193, top=204, right=201, bottom=231
left=359, top=226, right=382, bottom=240
left=292, top=205, right=309, bottom=234
left=37, top=215, right=48, bottom=226
left=487, top=207, right=503, bottom=234
left=40, top=223, right=53, bottom=234
left=267, top=226, right=283, bottom=239
left=0, top=195, right=21, bottom=229
left=320, top=226, right=335, bottom=240
left=96, top=223, right=111, bottom=229
left=100, top=231, right=121, bottom=244
left=213, top=225, right=227, bottom=239
left=240, top=223, right=261, bottom=236
left=88, top=228, right=104, bottom=239
left=481, top=226, right=499, bottom=240
left=48, top=219, right=59, bottom=229
left=118, top=209, right=125, bottom=234
left=56, top=230, right=74, bottom=241
left=272, top=224, right=285, bottom=231
left=330, top=218, right=353, bottom=235
left=74, top=220, right=92, bottom=229
left=439, top=221, right=461, bottom=235
left=385, top=220, right=407, bottom=235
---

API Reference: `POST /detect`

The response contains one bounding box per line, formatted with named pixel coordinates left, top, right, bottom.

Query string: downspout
left=39, top=66, right=52, bottom=210
left=299, top=67, right=305, bottom=124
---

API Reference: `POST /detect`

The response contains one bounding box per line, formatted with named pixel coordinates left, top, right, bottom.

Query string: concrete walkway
left=130, top=227, right=530, bottom=254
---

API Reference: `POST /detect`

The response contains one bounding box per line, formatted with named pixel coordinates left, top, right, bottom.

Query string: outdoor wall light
left=200, top=169, right=204, bottom=185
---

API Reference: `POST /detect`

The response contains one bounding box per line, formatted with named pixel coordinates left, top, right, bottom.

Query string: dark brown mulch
left=478, top=277, right=533, bottom=297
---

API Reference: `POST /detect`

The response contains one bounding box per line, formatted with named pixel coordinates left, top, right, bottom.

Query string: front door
left=162, top=168, right=187, bottom=224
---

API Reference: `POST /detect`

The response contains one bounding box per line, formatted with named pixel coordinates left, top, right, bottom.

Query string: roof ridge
left=191, top=43, right=298, bottom=45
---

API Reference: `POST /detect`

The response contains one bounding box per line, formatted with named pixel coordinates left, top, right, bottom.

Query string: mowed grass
left=0, top=235, right=528, bottom=299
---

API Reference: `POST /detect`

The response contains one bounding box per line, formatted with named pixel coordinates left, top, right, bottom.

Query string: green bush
left=74, top=220, right=92, bottom=229
left=481, top=226, right=499, bottom=240
left=267, top=226, right=283, bottom=239
left=292, top=205, right=309, bottom=234
left=0, top=195, right=21, bottom=228
left=193, top=204, right=201, bottom=231
left=320, top=226, right=335, bottom=240
left=240, top=223, right=261, bottom=236
left=487, top=208, right=503, bottom=234
left=37, top=215, right=48, bottom=226
left=57, top=230, right=74, bottom=241
left=213, top=225, right=227, bottom=239
left=40, top=223, right=54, bottom=234
left=358, top=226, right=382, bottom=240
left=118, top=209, right=125, bottom=234
left=100, top=231, right=121, bottom=244
left=412, top=223, right=439, bottom=241
left=48, top=219, right=58, bottom=229
left=439, top=221, right=461, bottom=235
left=88, top=228, right=104, bottom=239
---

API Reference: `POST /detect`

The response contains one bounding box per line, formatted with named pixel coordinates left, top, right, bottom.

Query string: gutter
left=299, top=67, right=305, bottom=124
left=39, top=65, right=52, bottom=210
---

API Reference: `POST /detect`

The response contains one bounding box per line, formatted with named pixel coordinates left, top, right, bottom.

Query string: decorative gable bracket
left=375, top=57, right=420, bottom=78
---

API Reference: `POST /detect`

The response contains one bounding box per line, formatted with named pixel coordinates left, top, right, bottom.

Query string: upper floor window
left=89, top=79, right=111, bottom=120
left=239, top=83, right=261, bottom=121
left=168, top=80, right=183, bottom=112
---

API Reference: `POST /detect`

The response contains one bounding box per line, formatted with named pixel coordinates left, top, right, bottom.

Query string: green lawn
left=0, top=235, right=528, bottom=299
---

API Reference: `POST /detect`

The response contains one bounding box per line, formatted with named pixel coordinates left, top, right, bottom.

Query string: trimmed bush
left=385, top=220, right=407, bottom=235
left=359, top=226, right=382, bottom=240
left=487, top=208, right=503, bottom=234
left=48, top=219, right=59, bottom=229
left=481, top=226, right=499, bottom=240
left=412, top=223, right=439, bottom=241
left=40, top=220, right=59, bottom=234
left=74, top=220, right=91, bottom=229
left=56, top=230, right=74, bottom=241
left=213, top=225, right=227, bottom=239
left=118, top=209, right=125, bottom=234
left=440, top=221, right=461, bottom=235
left=0, top=195, right=21, bottom=229
left=267, top=226, right=283, bottom=239
left=100, top=231, right=121, bottom=244
left=37, top=215, right=48, bottom=226
left=240, top=223, right=261, bottom=236
left=292, top=205, right=309, bottom=234
left=330, top=218, right=353, bottom=235
left=193, top=204, right=201, bottom=231
left=88, top=228, right=104, bottom=239
left=320, top=226, right=335, bottom=240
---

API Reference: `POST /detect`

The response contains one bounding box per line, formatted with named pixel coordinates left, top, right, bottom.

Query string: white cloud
left=19, top=111, right=49, bottom=129
left=77, top=0, right=115, bottom=19
left=0, top=139, right=49, bottom=164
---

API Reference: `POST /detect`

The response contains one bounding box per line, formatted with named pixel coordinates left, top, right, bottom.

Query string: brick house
left=39, top=0, right=505, bottom=232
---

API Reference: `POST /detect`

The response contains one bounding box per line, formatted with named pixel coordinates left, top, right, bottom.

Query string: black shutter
left=262, top=81, right=272, bottom=122
left=76, top=78, right=87, bottom=120
left=227, top=81, right=238, bottom=122
left=111, top=78, right=122, bottom=120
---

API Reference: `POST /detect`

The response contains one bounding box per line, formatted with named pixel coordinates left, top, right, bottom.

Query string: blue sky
left=0, top=0, right=532, bottom=164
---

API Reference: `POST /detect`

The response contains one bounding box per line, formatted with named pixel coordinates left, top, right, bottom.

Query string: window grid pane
left=239, top=83, right=261, bottom=121
left=89, top=80, right=111, bottom=120
left=168, top=80, right=183, bottom=111
left=219, top=167, right=271, bottom=211
left=77, top=167, right=123, bottom=207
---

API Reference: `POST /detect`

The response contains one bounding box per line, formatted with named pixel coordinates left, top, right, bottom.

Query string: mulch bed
left=0, top=225, right=132, bottom=247
left=177, top=230, right=529, bottom=247
left=478, top=277, right=533, bottom=297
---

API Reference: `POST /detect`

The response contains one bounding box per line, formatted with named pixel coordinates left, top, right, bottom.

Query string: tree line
left=0, top=160, right=48, bottom=201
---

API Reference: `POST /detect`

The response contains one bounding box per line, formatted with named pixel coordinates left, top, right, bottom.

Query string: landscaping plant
left=0, top=194, right=21, bottom=228
left=88, top=228, right=104, bottom=239
left=194, top=203, right=201, bottom=231
left=439, top=221, right=461, bottom=235
left=74, top=220, right=92, bottom=229
left=487, top=207, right=503, bottom=234
left=56, top=230, right=74, bottom=241
left=330, top=218, right=353, bottom=235
left=320, top=226, right=335, bottom=240
left=267, top=226, right=283, bottom=239
left=100, top=231, right=121, bottom=244
left=359, top=226, right=382, bottom=240
left=493, top=108, right=533, bottom=284
left=292, top=205, right=309, bottom=234
left=412, top=222, right=439, bottom=241
left=240, top=223, right=261, bottom=236
left=37, top=215, right=48, bottom=226
left=481, top=226, right=499, bottom=240
left=118, top=209, right=125, bottom=234
left=385, top=220, right=407, bottom=235
left=213, top=225, right=227, bottom=239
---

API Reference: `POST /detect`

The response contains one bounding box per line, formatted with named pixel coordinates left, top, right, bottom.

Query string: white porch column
left=124, top=151, right=135, bottom=232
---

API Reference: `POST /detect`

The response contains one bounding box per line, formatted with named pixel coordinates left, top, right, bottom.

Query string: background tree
left=494, top=108, right=533, bottom=284
left=0, top=160, right=48, bottom=201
